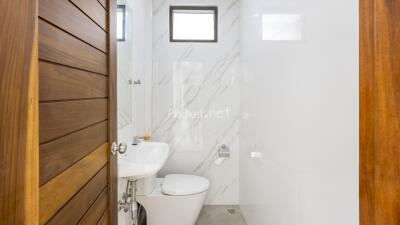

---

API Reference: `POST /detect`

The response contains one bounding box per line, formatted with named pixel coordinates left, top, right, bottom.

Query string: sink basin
left=118, top=142, right=170, bottom=180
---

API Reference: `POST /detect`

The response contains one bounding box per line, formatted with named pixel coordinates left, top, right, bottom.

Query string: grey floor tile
left=195, top=205, right=247, bottom=225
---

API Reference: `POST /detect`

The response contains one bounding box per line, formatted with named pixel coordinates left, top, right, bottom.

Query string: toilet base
left=136, top=178, right=207, bottom=225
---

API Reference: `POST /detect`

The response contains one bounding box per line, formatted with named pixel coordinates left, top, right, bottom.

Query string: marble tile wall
left=118, top=0, right=152, bottom=224
left=152, top=0, right=240, bottom=204
left=117, top=0, right=134, bottom=129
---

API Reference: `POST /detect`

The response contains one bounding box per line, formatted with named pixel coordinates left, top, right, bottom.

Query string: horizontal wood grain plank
left=39, top=61, right=107, bottom=102
left=39, top=121, right=108, bottom=186
left=45, top=167, right=108, bottom=225
left=78, top=189, right=108, bottom=225
left=97, top=0, right=107, bottom=10
left=39, top=99, right=108, bottom=143
left=39, top=19, right=107, bottom=75
left=71, top=0, right=108, bottom=31
left=39, top=143, right=108, bottom=225
left=39, top=0, right=107, bottom=52
left=96, top=210, right=108, bottom=225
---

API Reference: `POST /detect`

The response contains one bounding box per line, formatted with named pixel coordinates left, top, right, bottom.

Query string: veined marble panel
left=152, top=0, right=240, bottom=204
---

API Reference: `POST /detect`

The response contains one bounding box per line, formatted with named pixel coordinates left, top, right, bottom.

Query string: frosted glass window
left=117, top=5, right=126, bottom=41
left=262, top=14, right=303, bottom=41
left=170, top=6, right=218, bottom=42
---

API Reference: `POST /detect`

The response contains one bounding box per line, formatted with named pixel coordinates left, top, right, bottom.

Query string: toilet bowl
left=136, top=174, right=210, bottom=225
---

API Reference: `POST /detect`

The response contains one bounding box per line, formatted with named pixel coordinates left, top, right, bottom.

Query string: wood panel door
left=0, top=1, right=39, bottom=224
left=38, top=0, right=117, bottom=225
left=360, top=0, right=400, bottom=225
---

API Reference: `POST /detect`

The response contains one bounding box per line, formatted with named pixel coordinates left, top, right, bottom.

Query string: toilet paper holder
left=218, top=144, right=230, bottom=158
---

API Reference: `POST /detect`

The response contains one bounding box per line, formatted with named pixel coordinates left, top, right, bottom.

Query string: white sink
left=118, top=142, right=170, bottom=181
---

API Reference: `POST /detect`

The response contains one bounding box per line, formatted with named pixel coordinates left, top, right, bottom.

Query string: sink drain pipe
left=119, top=180, right=138, bottom=225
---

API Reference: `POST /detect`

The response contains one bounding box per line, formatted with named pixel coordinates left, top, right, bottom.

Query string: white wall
left=117, top=0, right=153, bottom=224
left=152, top=0, right=241, bottom=204
left=239, top=0, right=359, bottom=225
left=117, top=0, right=134, bottom=129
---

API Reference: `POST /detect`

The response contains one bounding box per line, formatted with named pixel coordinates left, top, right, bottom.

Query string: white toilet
left=136, top=174, right=210, bottom=225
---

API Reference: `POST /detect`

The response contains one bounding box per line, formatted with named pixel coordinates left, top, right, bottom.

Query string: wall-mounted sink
left=118, top=142, right=170, bottom=181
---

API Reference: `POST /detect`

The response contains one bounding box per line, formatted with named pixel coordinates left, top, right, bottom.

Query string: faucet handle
left=132, top=136, right=143, bottom=145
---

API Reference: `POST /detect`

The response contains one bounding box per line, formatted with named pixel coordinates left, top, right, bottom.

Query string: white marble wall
left=117, top=0, right=153, bottom=224
left=117, top=0, right=134, bottom=129
left=152, top=0, right=240, bottom=204
left=117, top=0, right=153, bottom=134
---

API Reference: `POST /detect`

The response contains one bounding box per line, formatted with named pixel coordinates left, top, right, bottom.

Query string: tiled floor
left=195, top=205, right=248, bottom=225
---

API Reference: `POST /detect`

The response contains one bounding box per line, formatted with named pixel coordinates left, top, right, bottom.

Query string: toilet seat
left=162, top=174, right=210, bottom=196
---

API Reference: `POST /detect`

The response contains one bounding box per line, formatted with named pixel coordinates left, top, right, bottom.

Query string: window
left=170, top=6, right=218, bottom=42
left=117, top=5, right=126, bottom=42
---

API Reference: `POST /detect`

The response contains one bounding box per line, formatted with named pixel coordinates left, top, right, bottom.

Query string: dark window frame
left=117, top=5, right=126, bottom=42
left=169, top=6, right=218, bottom=43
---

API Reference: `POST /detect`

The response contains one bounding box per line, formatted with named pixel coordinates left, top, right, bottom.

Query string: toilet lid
left=162, top=174, right=210, bottom=196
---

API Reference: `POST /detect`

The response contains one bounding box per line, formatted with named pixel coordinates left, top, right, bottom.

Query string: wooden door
left=37, top=0, right=117, bottom=225
left=0, top=1, right=39, bottom=224
left=360, top=0, right=400, bottom=225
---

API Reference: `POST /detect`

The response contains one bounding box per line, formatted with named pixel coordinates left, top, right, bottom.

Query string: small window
left=117, top=5, right=126, bottom=42
left=170, top=6, right=218, bottom=42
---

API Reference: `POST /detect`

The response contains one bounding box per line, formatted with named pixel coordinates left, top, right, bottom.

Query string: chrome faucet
left=132, top=136, right=142, bottom=145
